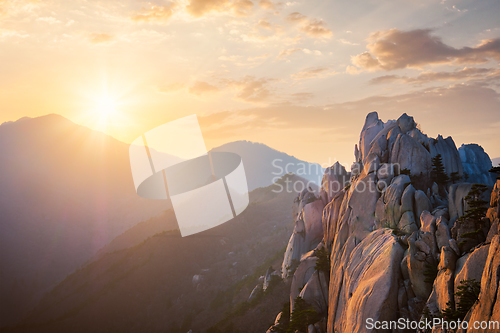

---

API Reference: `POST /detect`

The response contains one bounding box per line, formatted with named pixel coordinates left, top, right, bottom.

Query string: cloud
left=258, top=0, right=275, bottom=10
left=247, top=53, right=271, bottom=61
left=186, top=0, right=228, bottom=17
left=36, top=16, right=61, bottom=24
left=131, top=3, right=176, bottom=23
left=291, top=67, right=336, bottom=80
left=286, top=12, right=332, bottom=39
left=277, top=47, right=302, bottom=59
left=89, top=33, right=114, bottom=44
left=188, top=81, right=220, bottom=95
left=257, top=18, right=273, bottom=30
left=0, top=0, right=41, bottom=19
left=186, top=0, right=253, bottom=17
left=338, top=38, right=358, bottom=46
left=302, top=49, right=322, bottom=55
left=345, top=65, right=361, bottom=75
left=352, top=29, right=500, bottom=71
left=369, top=67, right=499, bottom=85
left=224, top=76, right=275, bottom=103
left=157, top=82, right=185, bottom=93
left=0, top=28, right=29, bottom=40
left=290, top=92, right=314, bottom=102
left=231, top=0, right=254, bottom=16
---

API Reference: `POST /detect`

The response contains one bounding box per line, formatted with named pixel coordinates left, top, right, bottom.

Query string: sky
left=1, top=0, right=499, bottom=167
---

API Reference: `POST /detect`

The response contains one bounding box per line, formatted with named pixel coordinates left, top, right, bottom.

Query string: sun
left=96, top=96, right=118, bottom=118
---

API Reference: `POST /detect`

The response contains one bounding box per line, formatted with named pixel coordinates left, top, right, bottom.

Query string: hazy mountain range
left=0, top=114, right=321, bottom=328
left=6, top=174, right=309, bottom=332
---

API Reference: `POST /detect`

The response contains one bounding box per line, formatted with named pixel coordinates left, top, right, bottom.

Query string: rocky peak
left=273, top=112, right=499, bottom=333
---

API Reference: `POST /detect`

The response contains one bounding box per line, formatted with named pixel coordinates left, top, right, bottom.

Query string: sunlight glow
left=96, top=96, right=118, bottom=118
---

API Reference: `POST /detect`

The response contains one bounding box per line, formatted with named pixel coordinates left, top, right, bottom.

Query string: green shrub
left=441, top=279, right=481, bottom=321
left=423, top=262, right=438, bottom=284
left=288, top=296, right=319, bottom=333
left=314, top=247, right=330, bottom=276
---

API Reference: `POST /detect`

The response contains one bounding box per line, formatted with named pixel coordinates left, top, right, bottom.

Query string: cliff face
left=272, top=112, right=499, bottom=333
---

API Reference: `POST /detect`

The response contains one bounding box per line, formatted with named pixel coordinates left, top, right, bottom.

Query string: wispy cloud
left=131, top=3, right=176, bottom=23
left=188, top=81, right=220, bottom=95
left=352, top=29, right=500, bottom=71
left=89, top=33, right=114, bottom=44
left=291, top=67, right=336, bottom=80
left=369, top=67, right=499, bottom=85
left=286, top=12, right=332, bottom=39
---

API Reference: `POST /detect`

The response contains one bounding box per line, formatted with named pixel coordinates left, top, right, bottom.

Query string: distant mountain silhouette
left=211, top=141, right=324, bottom=191
left=0, top=114, right=167, bottom=326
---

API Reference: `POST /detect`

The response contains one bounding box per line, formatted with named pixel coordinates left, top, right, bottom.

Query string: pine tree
left=459, top=184, right=489, bottom=225
left=431, top=154, right=449, bottom=186
left=450, top=171, right=461, bottom=184
left=455, top=183, right=489, bottom=251
left=489, top=165, right=500, bottom=180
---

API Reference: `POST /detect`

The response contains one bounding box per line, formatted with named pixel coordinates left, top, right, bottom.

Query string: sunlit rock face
left=328, top=229, right=404, bottom=333
left=459, top=143, right=495, bottom=186
left=282, top=188, right=325, bottom=279
left=274, top=112, right=499, bottom=333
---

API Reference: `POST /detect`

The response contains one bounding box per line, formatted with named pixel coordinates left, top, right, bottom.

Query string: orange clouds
left=286, top=12, right=332, bottom=38
left=227, top=76, right=275, bottom=103
left=369, top=67, right=499, bottom=85
left=258, top=0, right=275, bottom=10
left=131, top=3, right=176, bottom=23
left=351, top=29, right=500, bottom=71
left=188, top=81, right=220, bottom=95
left=291, top=67, right=336, bottom=80
left=186, top=0, right=253, bottom=17
left=89, top=33, right=114, bottom=44
left=186, top=0, right=229, bottom=17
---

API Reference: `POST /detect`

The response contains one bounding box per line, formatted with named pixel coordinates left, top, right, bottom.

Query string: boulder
left=359, top=112, right=384, bottom=162
left=426, top=246, right=457, bottom=314
left=291, top=251, right=318, bottom=311
left=263, top=267, right=279, bottom=291
left=303, top=199, right=326, bottom=250
left=407, top=232, right=435, bottom=300
left=299, top=270, right=329, bottom=315
left=328, top=229, right=404, bottom=333
left=363, top=153, right=380, bottom=175
left=458, top=143, right=495, bottom=186
left=322, top=190, right=346, bottom=249
left=381, top=175, right=411, bottom=228
left=321, top=162, right=349, bottom=203
left=415, top=191, right=432, bottom=228
left=408, top=128, right=429, bottom=147
left=248, top=284, right=262, bottom=302
left=282, top=232, right=307, bottom=278
left=420, top=211, right=436, bottom=234
left=364, top=121, right=398, bottom=163
left=454, top=244, right=490, bottom=299
left=448, top=183, right=473, bottom=226
left=461, top=235, right=500, bottom=332
left=429, top=135, right=463, bottom=179
left=377, top=163, right=396, bottom=182
left=401, top=184, right=416, bottom=214
left=347, top=172, right=380, bottom=239
left=435, top=216, right=451, bottom=250
left=398, top=211, right=418, bottom=235
left=390, top=134, right=432, bottom=177
left=397, top=113, right=416, bottom=133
